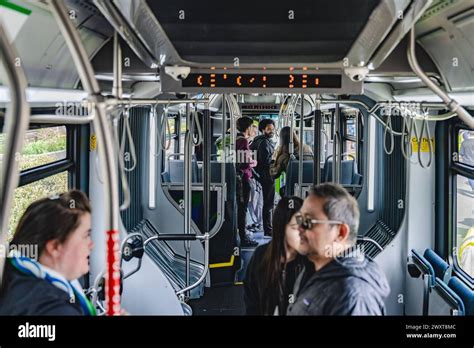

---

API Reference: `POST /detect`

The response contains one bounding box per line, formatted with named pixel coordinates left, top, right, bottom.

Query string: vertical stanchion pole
left=184, top=101, right=191, bottom=297
left=314, top=96, right=321, bottom=185
left=0, top=22, right=30, bottom=286
left=298, top=95, right=304, bottom=197
left=49, top=0, right=120, bottom=315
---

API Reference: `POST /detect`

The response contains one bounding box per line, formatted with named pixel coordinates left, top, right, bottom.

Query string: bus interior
left=0, top=0, right=473, bottom=318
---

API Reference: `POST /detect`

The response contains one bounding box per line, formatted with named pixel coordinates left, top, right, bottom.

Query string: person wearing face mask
left=0, top=190, right=96, bottom=315
left=250, top=119, right=276, bottom=237
left=244, top=196, right=312, bottom=315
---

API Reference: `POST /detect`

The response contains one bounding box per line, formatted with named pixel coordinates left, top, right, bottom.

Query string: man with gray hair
left=287, top=183, right=390, bottom=315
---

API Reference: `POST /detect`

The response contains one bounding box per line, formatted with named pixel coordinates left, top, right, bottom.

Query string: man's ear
left=44, top=239, right=62, bottom=258
left=337, top=224, right=351, bottom=243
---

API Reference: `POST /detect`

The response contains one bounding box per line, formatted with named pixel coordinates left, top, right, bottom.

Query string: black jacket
left=244, top=243, right=311, bottom=315
left=250, top=135, right=275, bottom=183
left=287, top=250, right=390, bottom=316
left=0, top=263, right=84, bottom=315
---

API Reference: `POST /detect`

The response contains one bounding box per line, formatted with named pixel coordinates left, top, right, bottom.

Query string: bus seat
left=322, top=159, right=359, bottom=185
left=424, top=248, right=451, bottom=283
left=428, top=278, right=465, bottom=315
left=195, top=161, right=231, bottom=184
left=408, top=249, right=436, bottom=285
left=210, top=161, right=223, bottom=183
left=352, top=173, right=363, bottom=185
left=161, top=171, right=171, bottom=183
left=166, top=159, right=200, bottom=183
left=285, top=160, right=316, bottom=195
left=448, top=277, right=474, bottom=315
left=407, top=249, right=436, bottom=315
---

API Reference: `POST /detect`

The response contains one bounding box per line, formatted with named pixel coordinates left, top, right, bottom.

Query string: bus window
left=8, top=171, right=68, bottom=238
left=344, top=117, right=357, bottom=162
left=0, top=126, right=66, bottom=171
left=456, top=174, right=474, bottom=278
left=458, top=129, right=474, bottom=168
left=1, top=126, right=69, bottom=237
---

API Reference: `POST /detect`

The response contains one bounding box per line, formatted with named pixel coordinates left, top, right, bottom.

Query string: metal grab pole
left=0, top=21, right=30, bottom=286
left=184, top=102, right=192, bottom=296
left=298, top=95, right=304, bottom=197
left=334, top=104, right=341, bottom=184
left=314, top=97, right=322, bottom=185
left=407, top=28, right=474, bottom=129
left=112, top=32, right=122, bottom=99
left=221, top=95, right=226, bottom=185
left=49, top=0, right=121, bottom=315
left=175, top=233, right=209, bottom=296
left=203, top=103, right=211, bottom=237
left=105, top=99, right=209, bottom=106
left=289, top=95, right=295, bottom=155
left=29, top=114, right=94, bottom=124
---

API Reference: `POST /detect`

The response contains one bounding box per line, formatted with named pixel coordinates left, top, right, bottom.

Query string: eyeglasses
left=295, top=213, right=342, bottom=230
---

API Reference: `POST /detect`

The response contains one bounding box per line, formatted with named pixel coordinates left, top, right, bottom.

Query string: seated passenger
left=287, top=183, right=390, bottom=316
left=270, top=126, right=313, bottom=180
left=244, top=196, right=312, bottom=315
left=0, top=190, right=96, bottom=315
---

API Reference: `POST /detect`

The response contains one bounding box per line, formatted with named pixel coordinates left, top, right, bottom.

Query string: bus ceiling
left=93, top=0, right=430, bottom=94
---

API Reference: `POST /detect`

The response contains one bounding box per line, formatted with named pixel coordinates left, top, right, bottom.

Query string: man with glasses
left=287, top=183, right=390, bottom=315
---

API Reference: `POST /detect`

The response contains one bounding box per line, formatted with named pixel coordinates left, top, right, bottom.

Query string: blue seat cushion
left=448, top=277, right=474, bottom=315
left=424, top=248, right=450, bottom=281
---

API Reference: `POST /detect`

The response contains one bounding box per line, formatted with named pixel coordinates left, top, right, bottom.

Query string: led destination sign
left=182, top=73, right=342, bottom=89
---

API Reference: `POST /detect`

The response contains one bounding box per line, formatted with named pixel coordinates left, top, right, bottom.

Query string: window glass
left=8, top=171, right=68, bottom=239
left=0, top=126, right=67, bottom=171
left=346, top=118, right=356, bottom=137
left=456, top=174, right=474, bottom=278
left=459, top=129, right=474, bottom=168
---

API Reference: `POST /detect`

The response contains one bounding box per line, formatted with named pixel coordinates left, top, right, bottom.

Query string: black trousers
left=237, top=177, right=251, bottom=241
left=260, top=179, right=275, bottom=235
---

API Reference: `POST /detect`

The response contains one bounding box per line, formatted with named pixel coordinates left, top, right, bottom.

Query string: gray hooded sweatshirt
left=287, top=250, right=390, bottom=315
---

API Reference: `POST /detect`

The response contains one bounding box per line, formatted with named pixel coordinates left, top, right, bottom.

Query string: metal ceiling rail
left=407, top=28, right=474, bottom=129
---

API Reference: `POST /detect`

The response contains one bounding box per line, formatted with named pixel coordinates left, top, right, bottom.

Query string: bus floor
left=188, top=232, right=270, bottom=316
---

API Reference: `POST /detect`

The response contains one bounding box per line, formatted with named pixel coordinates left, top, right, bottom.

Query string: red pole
left=106, top=230, right=121, bottom=315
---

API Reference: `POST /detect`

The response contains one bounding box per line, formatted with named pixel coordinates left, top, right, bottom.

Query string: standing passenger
left=250, top=119, right=276, bottom=237
left=236, top=117, right=258, bottom=247
left=287, top=183, right=390, bottom=315
left=270, top=126, right=314, bottom=196
left=244, top=196, right=311, bottom=315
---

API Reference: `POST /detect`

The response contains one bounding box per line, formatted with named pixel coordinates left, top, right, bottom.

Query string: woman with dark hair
left=0, top=190, right=96, bottom=315
left=244, top=196, right=310, bottom=315
left=270, top=126, right=313, bottom=180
